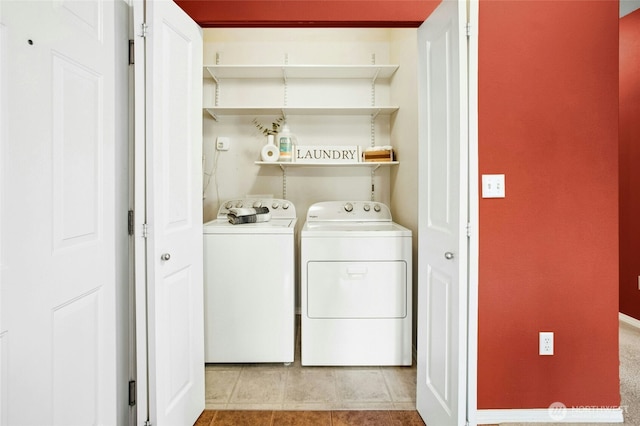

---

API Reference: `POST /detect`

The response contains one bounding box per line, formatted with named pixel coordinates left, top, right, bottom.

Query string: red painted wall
left=619, top=9, right=640, bottom=321
left=477, top=0, right=620, bottom=409
left=174, top=0, right=439, bottom=27
left=176, top=0, right=622, bottom=412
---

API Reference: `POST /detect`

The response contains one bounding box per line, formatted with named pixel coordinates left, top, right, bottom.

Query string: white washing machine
left=300, top=201, right=412, bottom=366
left=203, top=197, right=296, bottom=363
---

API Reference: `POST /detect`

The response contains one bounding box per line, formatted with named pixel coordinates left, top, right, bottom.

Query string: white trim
left=619, top=312, right=640, bottom=329
left=476, top=408, right=623, bottom=424
left=466, top=1, right=479, bottom=426
left=132, top=1, right=149, bottom=425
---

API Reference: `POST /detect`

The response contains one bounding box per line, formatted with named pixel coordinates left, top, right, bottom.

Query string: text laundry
left=296, top=149, right=358, bottom=160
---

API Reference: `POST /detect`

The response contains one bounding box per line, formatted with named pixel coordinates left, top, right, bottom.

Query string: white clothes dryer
left=203, top=198, right=296, bottom=363
left=300, top=201, right=412, bottom=366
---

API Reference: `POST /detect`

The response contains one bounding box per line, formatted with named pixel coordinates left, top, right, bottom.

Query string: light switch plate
left=482, top=174, right=505, bottom=198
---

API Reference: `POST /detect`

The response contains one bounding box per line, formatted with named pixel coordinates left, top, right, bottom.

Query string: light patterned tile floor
left=205, top=364, right=417, bottom=411
left=205, top=317, right=417, bottom=411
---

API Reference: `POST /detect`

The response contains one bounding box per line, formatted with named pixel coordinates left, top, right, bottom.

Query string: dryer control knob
left=282, top=202, right=290, bottom=209
left=373, top=204, right=381, bottom=212
left=344, top=203, right=353, bottom=212
left=272, top=202, right=280, bottom=209
left=363, top=204, right=371, bottom=212
left=224, top=201, right=233, bottom=209
left=235, top=202, right=243, bottom=208
left=253, top=201, right=262, bottom=208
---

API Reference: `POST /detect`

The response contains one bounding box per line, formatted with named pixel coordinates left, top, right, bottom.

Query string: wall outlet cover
left=216, top=137, right=230, bottom=151
left=539, top=331, right=554, bottom=356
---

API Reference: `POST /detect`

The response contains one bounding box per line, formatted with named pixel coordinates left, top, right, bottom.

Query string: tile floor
left=204, top=317, right=417, bottom=411
left=205, top=363, right=417, bottom=411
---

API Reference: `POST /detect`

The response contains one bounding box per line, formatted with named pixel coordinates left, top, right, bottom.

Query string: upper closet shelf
left=205, top=106, right=398, bottom=119
left=203, top=65, right=399, bottom=81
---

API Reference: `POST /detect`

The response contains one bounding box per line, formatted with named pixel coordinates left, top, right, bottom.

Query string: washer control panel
left=307, top=201, right=392, bottom=222
left=217, top=198, right=296, bottom=219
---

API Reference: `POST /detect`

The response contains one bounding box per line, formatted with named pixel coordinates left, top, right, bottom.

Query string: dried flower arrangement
left=252, top=115, right=284, bottom=136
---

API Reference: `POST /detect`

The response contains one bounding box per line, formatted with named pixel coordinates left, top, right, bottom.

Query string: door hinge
left=466, top=22, right=472, bottom=37
left=142, top=223, right=149, bottom=238
left=128, top=380, right=136, bottom=406
left=466, top=222, right=472, bottom=238
left=128, top=210, right=134, bottom=236
left=140, top=22, right=149, bottom=38
left=144, top=421, right=152, bottom=426
left=128, top=40, right=134, bottom=65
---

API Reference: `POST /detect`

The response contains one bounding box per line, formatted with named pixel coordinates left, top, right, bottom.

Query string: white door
left=133, top=1, right=205, bottom=425
left=0, top=1, right=117, bottom=425
left=416, top=1, right=470, bottom=425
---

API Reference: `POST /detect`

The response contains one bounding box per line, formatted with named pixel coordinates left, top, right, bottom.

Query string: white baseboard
left=619, top=312, right=640, bottom=329
left=475, top=407, right=623, bottom=424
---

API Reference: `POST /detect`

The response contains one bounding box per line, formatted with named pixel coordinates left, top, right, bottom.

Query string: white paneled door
left=0, top=1, right=117, bottom=425
left=133, top=1, right=205, bottom=425
left=416, top=1, right=472, bottom=425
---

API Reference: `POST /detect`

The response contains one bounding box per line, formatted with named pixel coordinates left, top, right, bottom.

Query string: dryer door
left=307, top=261, right=407, bottom=319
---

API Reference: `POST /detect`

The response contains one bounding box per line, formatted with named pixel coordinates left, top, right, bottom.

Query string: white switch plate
left=482, top=174, right=505, bottom=198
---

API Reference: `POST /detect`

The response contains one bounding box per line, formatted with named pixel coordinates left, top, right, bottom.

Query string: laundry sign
left=295, top=145, right=361, bottom=164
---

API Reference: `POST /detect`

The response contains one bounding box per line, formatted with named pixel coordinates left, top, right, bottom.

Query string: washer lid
left=204, top=218, right=297, bottom=234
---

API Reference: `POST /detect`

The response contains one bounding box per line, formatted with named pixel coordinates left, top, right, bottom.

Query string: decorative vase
left=260, top=134, right=279, bottom=162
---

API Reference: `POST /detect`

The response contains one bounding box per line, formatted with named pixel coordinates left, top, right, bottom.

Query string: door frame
left=466, top=0, right=479, bottom=424
left=131, top=1, right=149, bottom=425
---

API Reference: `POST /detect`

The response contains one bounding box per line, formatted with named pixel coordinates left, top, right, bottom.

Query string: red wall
left=619, top=9, right=640, bottom=321
left=174, top=0, right=440, bottom=27
left=477, top=0, right=620, bottom=409
left=175, top=0, right=622, bottom=413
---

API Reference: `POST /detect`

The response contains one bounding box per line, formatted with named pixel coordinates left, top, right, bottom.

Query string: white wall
left=202, top=28, right=405, bottom=225
left=201, top=28, right=418, bottom=225
left=389, top=29, right=419, bottom=344
left=0, top=2, right=6, bottom=421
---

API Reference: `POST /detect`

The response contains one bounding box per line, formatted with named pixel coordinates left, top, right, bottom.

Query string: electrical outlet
left=216, top=137, right=230, bottom=151
left=539, top=332, right=554, bottom=356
